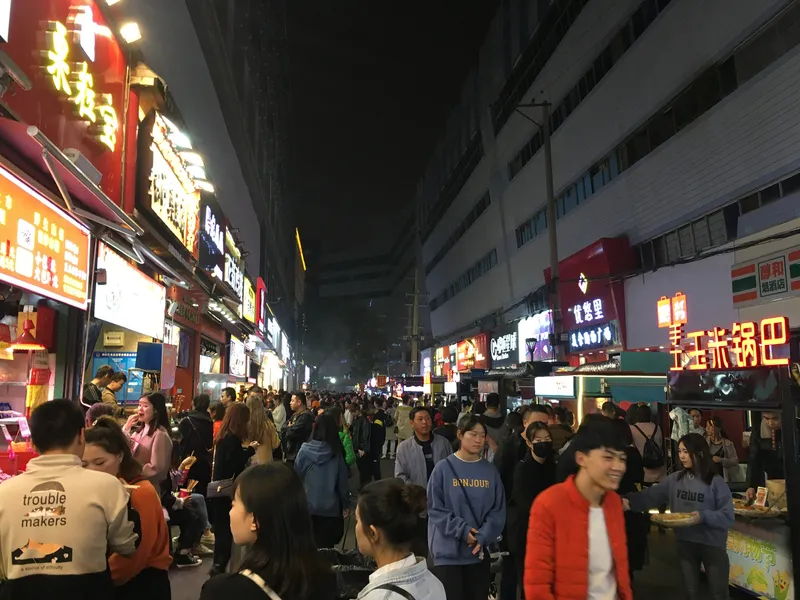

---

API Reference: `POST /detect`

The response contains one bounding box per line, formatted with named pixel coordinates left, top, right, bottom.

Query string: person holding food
left=745, top=411, right=784, bottom=502
left=623, top=433, right=734, bottom=600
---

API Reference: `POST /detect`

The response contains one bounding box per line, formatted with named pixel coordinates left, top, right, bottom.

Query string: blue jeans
left=187, top=493, right=210, bottom=530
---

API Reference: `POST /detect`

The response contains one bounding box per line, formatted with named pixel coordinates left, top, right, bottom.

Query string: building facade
left=417, top=0, right=800, bottom=354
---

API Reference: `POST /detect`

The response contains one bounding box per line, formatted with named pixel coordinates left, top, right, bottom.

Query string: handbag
left=206, top=478, right=234, bottom=499
left=443, top=456, right=501, bottom=559
left=240, top=569, right=283, bottom=600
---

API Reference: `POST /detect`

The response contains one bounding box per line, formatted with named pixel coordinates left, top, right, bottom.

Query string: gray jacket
left=394, top=434, right=453, bottom=487
left=357, top=557, right=446, bottom=600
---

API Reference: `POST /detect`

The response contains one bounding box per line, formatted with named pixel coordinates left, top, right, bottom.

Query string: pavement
left=169, top=459, right=749, bottom=599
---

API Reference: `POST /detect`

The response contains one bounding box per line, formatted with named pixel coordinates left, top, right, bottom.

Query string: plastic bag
left=318, top=548, right=376, bottom=599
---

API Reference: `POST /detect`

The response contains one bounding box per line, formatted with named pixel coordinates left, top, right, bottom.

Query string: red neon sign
left=666, top=316, right=790, bottom=371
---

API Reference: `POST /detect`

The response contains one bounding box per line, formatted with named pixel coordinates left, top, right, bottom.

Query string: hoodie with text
left=626, top=470, right=734, bottom=547
left=427, top=455, right=506, bottom=566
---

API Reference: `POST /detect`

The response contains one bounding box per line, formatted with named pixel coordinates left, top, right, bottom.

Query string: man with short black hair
left=81, top=365, right=114, bottom=411
left=0, top=400, right=138, bottom=599
left=434, top=404, right=460, bottom=452
left=283, top=392, right=313, bottom=463
left=101, top=371, right=127, bottom=406
left=220, top=387, right=236, bottom=407
left=395, top=407, right=453, bottom=487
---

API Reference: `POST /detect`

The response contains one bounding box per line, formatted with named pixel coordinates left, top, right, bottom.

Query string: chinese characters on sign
left=758, top=257, right=787, bottom=297
left=0, top=165, right=90, bottom=309
left=569, top=322, right=615, bottom=352
left=490, top=332, right=517, bottom=362
left=731, top=247, right=800, bottom=308
left=148, top=113, right=200, bottom=256
left=44, top=19, right=118, bottom=151
left=572, top=298, right=605, bottom=324
left=661, top=310, right=789, bottom=372
left=224, top=229, right=244, bottom=301
left=242, top=278, right=256, bottom=323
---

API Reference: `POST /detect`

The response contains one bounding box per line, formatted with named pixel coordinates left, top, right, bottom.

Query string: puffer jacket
left=524, top=476, right=633, bottom=600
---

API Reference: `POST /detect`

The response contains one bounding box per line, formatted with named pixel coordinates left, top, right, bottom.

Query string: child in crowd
left=624, top=433, right=734, bottom=600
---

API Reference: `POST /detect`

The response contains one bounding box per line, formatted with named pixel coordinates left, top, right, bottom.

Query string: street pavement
left=170, top=458, right=748, bottom=599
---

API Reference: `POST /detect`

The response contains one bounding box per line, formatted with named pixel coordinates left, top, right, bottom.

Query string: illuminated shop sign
left=569, top=321, right=618, bottom=353
left=145, top=113, right=202, bottom=256
left=534, top=375, right=575, bottom=398
left=731, top=246, right=800, bottom=308
left=490, top=325, right=518, bottom=368
left=198, top=195, right=225, bottom=279
left=0, top=165, right=91, bottom=309
left=657, top=293, right=789, bottom=370
left=242, top=277, right=256, bottom=323
left=267, top=318, right=280, bottom=347
left=456, top=334, right=488, bottom=372
left=224, top=228, right=244, bottom=301
left=43, top=15, right=117, bottom=151
left=94, top=243, right=166, bottom=339
left=256, top=277, right=268, bottom=338
left=229, top=335, right=246, bottom=378
left=518, top=311, right=553, bottom=362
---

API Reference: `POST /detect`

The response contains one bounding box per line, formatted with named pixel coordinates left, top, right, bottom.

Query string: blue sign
left=91, top=352, right=140, bottom=405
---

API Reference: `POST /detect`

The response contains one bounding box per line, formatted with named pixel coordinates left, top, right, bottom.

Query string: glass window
left=653, top=236, right=668, bottom=266
left=759, top=183, right=780, bottom=205
left=708, top=210, right=729, bottom=246
left=535, top=210, right=547, bottom=233
left=576, top=178, right=586, bottom=203
left=692, top=218, right=711, bottom=251
left=782, top=172, right=800, bottom=196
left=627, top=129, right=650, bottom=165
left=739, top=193, right=760, bottom=214
left=564, top=185, right=578, bottom=213
left=641, top=241, right=655, bottom=270
left=647, top=108, right=676, bottom=149
left=665, top=231, right=680, bottom=262
left=677, top=225, right=693, bottom=257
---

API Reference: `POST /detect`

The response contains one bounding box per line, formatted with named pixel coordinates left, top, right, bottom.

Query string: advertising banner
left=420, top=348, right=433, bottom=377
left=229, top=335, right=246, bottom=378
left=489, top=324, right=518, bottom=368
left=242, top=277, right=256, bottom=323
left=731, top=246, right=800, bottom=309
left=726, top=520, right=793, bottom=600
left=518, top=311, right=554, bottom=362
left=198, top=194, right=225, bottom=279
left=94, top=242, right=166, bottom=339
left=456, top=333, right=489, bottom=372
left=0, top=165, right=91, bottom=308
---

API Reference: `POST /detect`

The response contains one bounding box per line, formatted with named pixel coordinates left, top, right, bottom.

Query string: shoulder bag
left=240, top=569, right=282, bottom=600
left=207, top=440, right=234, bottom=499
left=375, top=583, right=415, bottom=600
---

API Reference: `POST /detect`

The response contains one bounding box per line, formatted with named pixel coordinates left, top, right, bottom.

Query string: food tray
left=651, top=513, right=698, bottom=528
left=733, top=506, right=783, bottom=519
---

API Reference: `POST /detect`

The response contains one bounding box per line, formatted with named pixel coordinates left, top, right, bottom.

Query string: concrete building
left=417, top=0, right=800, bottom=348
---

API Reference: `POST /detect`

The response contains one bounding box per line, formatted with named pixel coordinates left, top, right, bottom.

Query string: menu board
left=0, top=165, right=91, bottom=309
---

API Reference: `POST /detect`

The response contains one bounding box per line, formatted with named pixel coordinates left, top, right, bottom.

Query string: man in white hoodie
left=0, top=399, right=138, bottom=600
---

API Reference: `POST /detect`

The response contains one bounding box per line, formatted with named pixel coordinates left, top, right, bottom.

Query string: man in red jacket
left=524, top=417, right=633, bottom=600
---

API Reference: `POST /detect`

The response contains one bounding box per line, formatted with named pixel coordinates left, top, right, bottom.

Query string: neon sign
left=224, top=229, right=243, bottom=300
left=657, top=293, right=789, bottom=370
left=44, top=20, right=118, bottom=151
left=572, top=298, right=604, bottom=324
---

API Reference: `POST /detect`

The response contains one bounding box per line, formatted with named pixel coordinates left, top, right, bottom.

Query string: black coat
left=213, top=434, right=255, bottom=481
left=284, top=410, right=315, bottom=461
left=620, top=446, right=649, bottom=572
left=494, top=433, right=527, bottom=497
left=178, top=411, right=215, bottom=495
left=507, top=455, right=556, bottom=554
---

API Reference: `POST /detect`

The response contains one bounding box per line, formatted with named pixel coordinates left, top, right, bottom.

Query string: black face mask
left=532, top=441, right=553, bottom=459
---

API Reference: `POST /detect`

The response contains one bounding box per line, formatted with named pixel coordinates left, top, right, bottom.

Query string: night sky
left=285, top=1, right=500, bottom=245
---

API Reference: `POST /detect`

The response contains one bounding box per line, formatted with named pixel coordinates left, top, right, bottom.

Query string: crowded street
left=0, top=0, right=800, bottom=599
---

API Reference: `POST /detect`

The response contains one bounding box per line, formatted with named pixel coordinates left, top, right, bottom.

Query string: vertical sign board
left=4, top=0, right=129, bottom=205
left=731, top=246, right=800, bottom=308
left=242, top=277, right=256, bottom=323
left=255, top=277, right=268, bottom=339
left=224, top=229, right=244, bottom=303
left=198, top=194, right=225, bottom=279
left=489, top=325, right=518, bottom=368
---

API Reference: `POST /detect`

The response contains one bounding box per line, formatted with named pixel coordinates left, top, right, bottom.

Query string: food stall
left=658, top=297, right=800, bottom=599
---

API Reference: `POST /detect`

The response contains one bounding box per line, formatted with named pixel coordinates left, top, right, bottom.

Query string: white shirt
left=588, top=507, right=617, bottom=600
left=368, top=554, right=417, bottom=583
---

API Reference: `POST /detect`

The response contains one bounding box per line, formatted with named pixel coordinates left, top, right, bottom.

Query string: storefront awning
left=0, top=118, right=143, bottom=237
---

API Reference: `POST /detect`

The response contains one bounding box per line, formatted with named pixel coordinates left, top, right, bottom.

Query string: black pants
left=115, top=567, right=171, bottom=600
left=312, top=515, right=344, bottom=549
left=677, top=540, right=730, bottom=600
left=168, top=504, right=204, bottom=551
left=212, top=497, right=233, bottom=571
left=434, top=560, right=491, bottom=600
left=357, top=455, right=381, bottom=488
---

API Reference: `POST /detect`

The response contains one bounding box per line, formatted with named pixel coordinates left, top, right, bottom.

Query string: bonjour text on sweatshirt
left=427, top=455, right=506, bottom=566
left=626, top=470, right=734, bottom=547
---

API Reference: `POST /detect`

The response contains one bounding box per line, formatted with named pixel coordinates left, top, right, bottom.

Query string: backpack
left=384, top=410, right=394, bottom=428
left=633, top=424, right=664, bottom=469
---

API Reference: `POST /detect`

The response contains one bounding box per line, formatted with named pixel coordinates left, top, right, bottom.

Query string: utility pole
left=516, top=101, right=561, bottom=360
left=410, top=265, right=420, bottom=374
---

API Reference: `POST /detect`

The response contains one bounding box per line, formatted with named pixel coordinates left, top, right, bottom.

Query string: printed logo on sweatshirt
left=676, top=489, right=705, bottom=503
left=452, top=478, right=490, bottom=488
left=12, top=481, right=73, bottom=566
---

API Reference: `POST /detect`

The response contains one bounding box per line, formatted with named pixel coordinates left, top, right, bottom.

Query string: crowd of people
left=0, top=379, right=778, bottom=600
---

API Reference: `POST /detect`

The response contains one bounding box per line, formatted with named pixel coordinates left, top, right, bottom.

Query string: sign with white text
left=731, top=246, right=800, bottom=308
left=490, top=325, right=518, bottom=367
left=534, top=376, right=576, bottom=399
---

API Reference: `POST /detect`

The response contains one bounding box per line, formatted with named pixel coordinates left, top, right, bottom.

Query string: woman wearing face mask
left=199, top=463, right=335, bottom=600
left=123, top=393, right=173, bottom=489
left=355, top=479, right=446, bottom=599
left=83, top=417, right=172, bottom=599
left=506, top=421, right=556, bottom=588
left=427, top=416, right=506, bottom=600
left=624, top=433, right=734, bottom=600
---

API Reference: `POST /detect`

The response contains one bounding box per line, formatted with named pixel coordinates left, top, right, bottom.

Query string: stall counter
left=727, top=516, right=793, bottom=599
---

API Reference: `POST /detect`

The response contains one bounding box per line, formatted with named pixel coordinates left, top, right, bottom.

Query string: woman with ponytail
left=355, top=479, right=445, bottom=600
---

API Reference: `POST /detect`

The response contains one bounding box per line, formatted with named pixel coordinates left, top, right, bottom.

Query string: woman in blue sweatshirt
left=427, top=415, right=506, bottom=600
left=624, top=433, right=734, bottom=600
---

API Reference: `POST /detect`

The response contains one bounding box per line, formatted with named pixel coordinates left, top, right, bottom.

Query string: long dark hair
left=312, top=414, right=342, bottom=457
left=144, top=392, right=170, bottom=437
left=357, top=479, right=427, bottom=551
left=678, top=433, right=716, bottom=485
left=235, top=463, right=330, bottom=597
left=325, top=406, right=344, bottom=429
left=85, top=417, right=142, bottom=482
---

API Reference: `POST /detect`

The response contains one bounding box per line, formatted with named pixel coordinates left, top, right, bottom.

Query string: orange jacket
left=524, top=476, right=633, bottom=600
left=109, top=477, right=172, bottom=585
